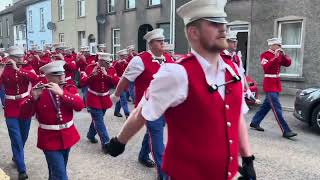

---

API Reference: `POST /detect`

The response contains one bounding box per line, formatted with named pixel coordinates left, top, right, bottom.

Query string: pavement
left=1, top=99, right=320, bottom=180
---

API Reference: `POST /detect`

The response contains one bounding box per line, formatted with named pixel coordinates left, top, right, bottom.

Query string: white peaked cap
left=98, top=44, right=106, bottom=48
left=97, top=52, right=112, bottom=61
left=143, top=28, right=165, bottom=43
left=177, top=0, right=228, bottom=25
left=39, top=60, right=66, bottom=75
left=117, top=49, right=128, bottom=56
left=127, top=45, right=135, bottom=50
left=267, top=38, right=282, bottom=46
left=8, top=46, right=24, bottom=56
left=226, top=31, right=238, bottom=41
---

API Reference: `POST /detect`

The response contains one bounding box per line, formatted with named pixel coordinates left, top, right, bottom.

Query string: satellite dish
left=96, top=15, right=106, bottom=24
left=47, top=22, right=56, bottom=30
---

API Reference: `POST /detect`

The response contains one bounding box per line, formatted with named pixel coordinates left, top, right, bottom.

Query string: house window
left=78, top=0, right=85, bottom=17
left=78, top=31, right=86, bottom=48
left=59, top=33, right=64, bottom=42
left=41, top=40, right=45, bottom=47
left=6, top=19, right=9, bottom=37
left=149, top=0, right=160, bottom=6
left=107, top=0, right=115, bottom=13
left=0, top=20, right=2, bottom=37
left=126, top=0, right=135, bottom=9
left=278, top=20, right=303, bottom=76
left=58, top=0, right=64, bottom=21
left=157, top=23, right=170, bottom=43
left=28, top=10, right=33, bottom=31
left=21, top=25, right=26, bottom=40
left=15, top=26, right=19, bottom=40
left=40, top=8, right=45, bottom=31
left=112, top=28, right=120, bottom=59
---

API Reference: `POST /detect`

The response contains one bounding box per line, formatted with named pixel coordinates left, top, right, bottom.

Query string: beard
left=199, top=34, right=228, bottom=53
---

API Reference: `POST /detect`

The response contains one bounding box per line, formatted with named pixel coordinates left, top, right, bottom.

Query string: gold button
left=228, top=172, right=232, bottom=177
left=229, top=140, right=233, bottom=144
left=227, top=122, right=231, bottom=128
left=229, top=156, right=233, bottom=161
left=225, top=104, right=230, bottom=110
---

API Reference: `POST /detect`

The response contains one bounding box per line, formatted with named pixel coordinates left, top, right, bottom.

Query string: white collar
left=191, top=49, right=227, bottom=73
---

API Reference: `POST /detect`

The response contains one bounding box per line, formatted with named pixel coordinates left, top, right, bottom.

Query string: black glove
left=238, top=155, right=256, bottom=180
left=105, top=137, right=126, bottom=157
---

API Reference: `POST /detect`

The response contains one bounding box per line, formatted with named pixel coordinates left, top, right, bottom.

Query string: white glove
left=245, top=89, right=255, bottom=100
left=110, top=93, right=120, bottom=105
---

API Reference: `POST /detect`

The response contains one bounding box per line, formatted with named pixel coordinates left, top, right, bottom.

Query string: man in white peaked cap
left=106, top=0, right=256, bottom=180
left=250, top=37, right=297, bottom=139
left=109, top=28, right=175, bottom=180
left=20, top=60, right=84, bottom=180
left=0, top=46, right=38, bottom=180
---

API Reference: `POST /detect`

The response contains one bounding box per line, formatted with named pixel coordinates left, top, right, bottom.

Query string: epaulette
left=175, top=53, right=194, bottom=63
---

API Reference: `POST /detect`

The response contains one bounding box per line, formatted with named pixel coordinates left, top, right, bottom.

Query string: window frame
left=157, top=23, right=170, bottom=43
left=78, top=0, right=86, bottom=17
left=5, top=19, right=9, bottom=37
left=277, top=19, right=304, bottom=77
left=107, top=0, right=115, bottom=13
left=58, top=0, right=64, bottom=21
left=112, top=28, right=120, bottom=60
left=125, top=0, right=135, bottom=9
left=59, top=33, right=65, bottom=43
left=0, top=20, right=2, bottom=37
left=28, top=10, right=33, bottom=32
left=15, top=26, right=19, bottom=40
left=40, top=8, right=45, bottom=31
left=148, top=0, right=161, bottom=6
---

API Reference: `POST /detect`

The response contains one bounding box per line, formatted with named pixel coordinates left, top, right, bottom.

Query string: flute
left=34, top=82, right=67, bottom=90
left=0, top=62, right=27, bottom=66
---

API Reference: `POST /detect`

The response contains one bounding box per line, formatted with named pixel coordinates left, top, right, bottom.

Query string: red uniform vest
left=80, top=64, right=119, bottom=109
left=113, top=59, right=128, bottom=77
left=163, top=54, right=243, bottom=180
left=20, top=85, right=84, bottom=150
left=0, top=65, right=38, bottom=119
left=260, top=50, right=291, bottom=92
left=134, top=52, right=174, bottom=107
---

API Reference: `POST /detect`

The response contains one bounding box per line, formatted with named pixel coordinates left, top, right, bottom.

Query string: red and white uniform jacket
left=113, top=59, right=128, bottom=77
left=80, top=63, right=119, bottom=109
left=63, top=54, right=78, bottom=85
left=77, top=55, right=97, bottom=72
left=0, top=64, right=38, bottom=119
left=260, top=49, right=291, bottom=92
left=163, top=54, right=243, bottom=180
left=20, top=84, right=84, bottom=150
left=134, top=52, right=174, bottom=106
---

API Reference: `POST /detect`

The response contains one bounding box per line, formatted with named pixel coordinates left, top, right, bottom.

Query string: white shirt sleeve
left=123, top=56, right=145, bottom=82
left=140, top=63, right=189, bottom=121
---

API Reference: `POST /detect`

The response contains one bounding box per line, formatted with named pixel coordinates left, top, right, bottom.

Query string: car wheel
left=311, top=105, right=320, bottom=132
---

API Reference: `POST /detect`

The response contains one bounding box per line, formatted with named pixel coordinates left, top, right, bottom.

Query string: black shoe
left=283, top=131, right=298, bottom=139
left=18, top=172, right=28, bottom=180
left=125, top=113, right=130, bottom=119
left=127, top=98, right=132, bottom=102
left=250, top=123, right=264, bottom=131
left=114, top=112, right=123, bottom=117
left=138, top=158, right=155, bottom=168
left=87, top=136, right=98, bottom=144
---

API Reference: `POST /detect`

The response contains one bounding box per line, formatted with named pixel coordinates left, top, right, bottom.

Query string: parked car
left=294, top=87, right=320, bottom=131
left=245, top=75, right=259, bottom=105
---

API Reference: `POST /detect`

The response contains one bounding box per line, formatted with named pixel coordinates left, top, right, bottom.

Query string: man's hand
left=104, top=137, right=126, bottom=156
left=32, top=86, right=44, bottom=100
left=110, top=93, right=120, bottom=105
left=8, top=59, right=19, bottom=71
left=101, top=67, right=108, bottom=76
left=47, top=82, right=64, bottom=96
left=239, top=155, right=256, bottom=180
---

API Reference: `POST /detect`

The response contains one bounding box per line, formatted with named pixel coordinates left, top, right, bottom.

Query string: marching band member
left=110, top=28, right=174, bottom=180
left=106, top=0, right=256, bottom=179
left=20, top=60, right=84, bottom=180
left=250, top=38, right=298, bottom=138
left=80, top=53, right=119, bottom=149
left=0, top=46, right=38, bottom=180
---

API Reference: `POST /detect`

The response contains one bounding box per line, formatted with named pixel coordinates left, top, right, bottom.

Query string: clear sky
left=0, top=0, right=12, bottom=11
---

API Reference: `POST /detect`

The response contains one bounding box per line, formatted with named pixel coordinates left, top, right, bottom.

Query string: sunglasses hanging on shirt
left=208, top=64, right=241, bottom=94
